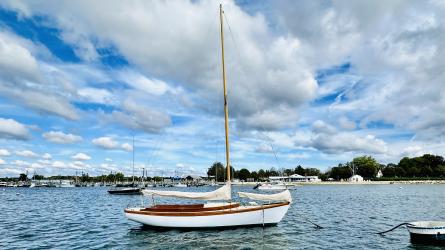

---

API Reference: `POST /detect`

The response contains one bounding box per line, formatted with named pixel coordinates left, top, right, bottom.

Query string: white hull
left=258, top=185, right=287, bottom=190
left=407, top=221, right=445, bottom=234
left=125, top=203, right=290, bottom=228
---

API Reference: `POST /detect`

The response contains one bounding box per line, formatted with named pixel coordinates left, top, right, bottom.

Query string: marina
left=0, top=0, right=444, bottom=249
left=1, top=184, right=445, bottom=249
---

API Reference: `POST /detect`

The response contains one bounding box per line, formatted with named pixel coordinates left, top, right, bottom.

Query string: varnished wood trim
left=140, top=203, right=240, bottom=212
left=124, top=202, right=290, bottom=217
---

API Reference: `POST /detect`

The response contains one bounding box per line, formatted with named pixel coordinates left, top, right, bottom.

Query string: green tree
left=250, top=171, right=258, bottom=181
left=329, top=164, right=352, bottom=180
left=258, top=169, right=266, bottom=179
left=19, top=173, right=27, bottom=181
left=238, top=168, right=251, bottom=181
left=353, top=156, right=379, bottom=178
left=294, top=165, right=305, bottom=175
left=305, top=168, right=321, bottom=176
left=207, top=162, right=225, bottom=182
left=115, top=172, right=124, bottom=182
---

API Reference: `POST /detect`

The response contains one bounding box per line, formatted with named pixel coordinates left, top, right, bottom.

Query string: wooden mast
left=219, top=4, right=231, bottom=182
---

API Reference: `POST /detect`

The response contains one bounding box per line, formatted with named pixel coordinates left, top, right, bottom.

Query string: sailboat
left=108, top=137, right=142, bottom=195
left=124, top=4, right=291, bottom=228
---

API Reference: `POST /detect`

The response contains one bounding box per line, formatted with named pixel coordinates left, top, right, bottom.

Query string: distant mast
left=219, top=4, right=231, bottom=182
left=132, top=135, right=135, bottom=185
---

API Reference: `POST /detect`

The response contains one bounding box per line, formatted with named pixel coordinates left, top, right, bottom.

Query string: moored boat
left=407, top=221, right=445, bottom=245
left=123, top=5, right=292, bottom=229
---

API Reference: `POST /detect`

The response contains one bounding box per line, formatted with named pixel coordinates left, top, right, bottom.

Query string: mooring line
left=377, top=222, right=411, bottom=235
left=295, top=211, right=323, bottom=229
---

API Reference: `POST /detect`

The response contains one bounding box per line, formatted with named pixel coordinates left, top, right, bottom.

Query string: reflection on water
left=1, top=185, right=445, bottom=249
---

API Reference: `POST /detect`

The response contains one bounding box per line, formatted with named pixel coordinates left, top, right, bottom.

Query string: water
left=1, top=184, right=445, bottom=249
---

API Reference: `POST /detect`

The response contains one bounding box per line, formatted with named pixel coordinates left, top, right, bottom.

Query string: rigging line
left=223, top=11, right=282, bottom=170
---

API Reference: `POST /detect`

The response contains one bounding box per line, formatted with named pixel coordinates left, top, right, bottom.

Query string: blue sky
left=0, top=0, right=444, bottom=177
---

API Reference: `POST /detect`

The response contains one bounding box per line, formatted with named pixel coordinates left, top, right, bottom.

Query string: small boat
left=108, top=137, right=142, bottom=195
left=407, top=221, right=445, bottom=245
left=254, top=181, right=297, bottom=191
left=108, top=187, right=142, bottom=195
left=174, top=183, right=187, bottom=188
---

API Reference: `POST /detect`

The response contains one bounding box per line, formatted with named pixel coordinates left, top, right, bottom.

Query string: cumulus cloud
left=255, top=143, right=273, bottom=153
left=42, top=153, right=52, bottom=159
left=52, top=161, right=66, bottom=168
left=71, top=153, right=91, bottom=161
left=15, top=150, right=38, bottom=158
left=109, top=99, right=171, bottom=133
left=121, top=143, right=133, bottom=152
left=0, top=0, right=318, bottom=131
left=12, top=159, right=30, bottom=166
left=0, top=158, right=5, bottom=165
left=92, top=137, right=118, bottom=149
left=308, top=120, right=388, bottom=154
left=42, top=131, right=83, bottom=144
left=401, top=145, right=424, bottom=157
left=0, top=149, right=11, bottom=157
left=0, top=31, right=79, bottom=120
left=0, top=118, right=30, bottom=140
left=92, top=136, right=134, bottom=152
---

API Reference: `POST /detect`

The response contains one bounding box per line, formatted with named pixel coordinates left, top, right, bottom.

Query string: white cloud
left=0, top=149, right=11, bottom=157
left=117, top=70, right=174, bottom=96
left=401, top=145, right=424, bottom=157
left=0, top=31, right=79, bottom=120
left=69, top=161, right=89, bottom=169
left=12, top=159, right=30, bottom=166
left=77, top=87, right=115, bottom=104
left=42, top=131, right=83, bottom=144
left=71, top=153, right=91, bottom=161
left=42, top=153, right=52, bottom=159
left=121, top=143, right=133, bottom=152
left=308, top=120, right=388, bottom=154
left=0, top=118, right=30, bottom=140
left=0, top=0, right=318, bottom=131
left=92, top=136, right=118, bottom=149
left=52, top=161, right=66, bottom=168
left=338, top=116, right=356, bottom=130
left=255, top=143, right=273, bottom=153
left=0, top=158, right=5, bottom=165
left=109, top=99, right=171, bottom=133
left=15, top=150, right=38, bottom=158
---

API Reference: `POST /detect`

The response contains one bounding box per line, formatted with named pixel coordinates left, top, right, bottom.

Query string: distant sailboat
left=108, top=136, right=142, bottom=195
left=124, top=4, right=291, bottom=228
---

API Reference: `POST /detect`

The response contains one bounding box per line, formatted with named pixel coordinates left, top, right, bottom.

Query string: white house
left=348, top=174, right=364, bottom=182
left=269, top=174, right=321, bottom=182
left=376, top=170, right=383, bottom=178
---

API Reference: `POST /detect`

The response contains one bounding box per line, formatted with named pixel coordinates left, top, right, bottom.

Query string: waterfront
left=1, top=184, right=445, bottom=249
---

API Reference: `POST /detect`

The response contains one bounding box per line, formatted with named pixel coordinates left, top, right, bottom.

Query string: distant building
left=269, top=174, right=321, bottom=182
left=348, top=174, right=364, bottom=182
left=376, top=170, right=383, bottom=178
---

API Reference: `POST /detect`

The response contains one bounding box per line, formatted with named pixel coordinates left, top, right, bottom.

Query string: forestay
left=238, top=189, right=292, bottom=203
left=142, top=183, right=231, bottom=200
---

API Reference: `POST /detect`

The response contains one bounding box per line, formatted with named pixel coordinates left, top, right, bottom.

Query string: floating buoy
left=407, top=221, right=445, bottom=245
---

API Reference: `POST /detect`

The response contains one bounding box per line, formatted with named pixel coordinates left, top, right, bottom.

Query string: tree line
left=207, top=154, right=445, bottom=181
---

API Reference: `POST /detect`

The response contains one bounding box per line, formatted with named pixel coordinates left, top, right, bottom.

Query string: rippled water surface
left=1, top=184, right=445, bottom=249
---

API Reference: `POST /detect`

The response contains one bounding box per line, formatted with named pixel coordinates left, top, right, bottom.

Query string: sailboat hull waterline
left=124, top=202, right=290, bottom=228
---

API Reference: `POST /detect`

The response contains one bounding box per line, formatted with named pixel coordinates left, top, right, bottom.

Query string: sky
left=0, top=0, right=444, bottom=177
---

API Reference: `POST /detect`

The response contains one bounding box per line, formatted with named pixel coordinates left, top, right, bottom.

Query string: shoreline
left=231, top=180, right=445, bottom=186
